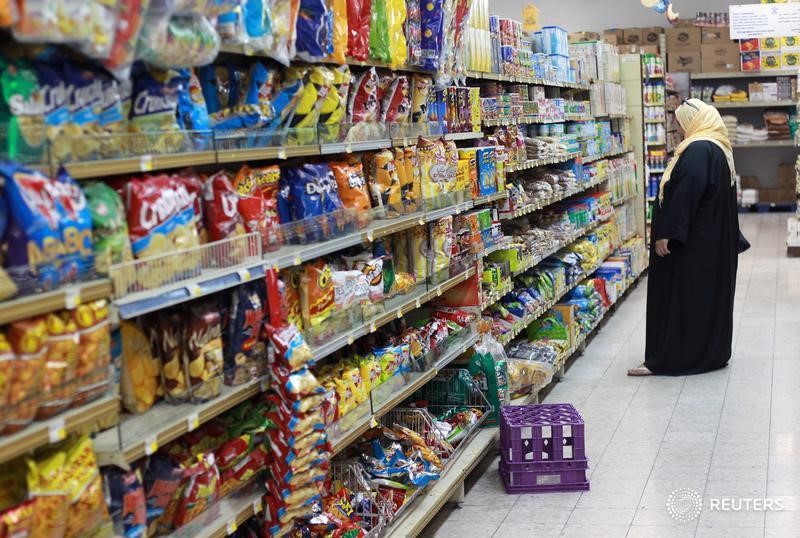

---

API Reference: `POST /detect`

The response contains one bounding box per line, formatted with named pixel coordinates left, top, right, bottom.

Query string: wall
left=493, top=0, right=736, bottom=33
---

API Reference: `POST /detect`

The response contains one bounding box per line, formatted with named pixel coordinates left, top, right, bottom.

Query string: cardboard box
left=669, top=51, right=701, bottom=72
left=741, top=51, right=761, bottom=72
left=778, top=164, right=795, bottom=188
left=674, top=18, right=695, bottom=28
left=667, top=26, right=701, bottom=50
left=701, top=43, right=740, bottom=61
left=739, top=38, right=760, bottom=52
left=623, top=28, right=644, bottom=45
left=702, top=57, right=739, bottom=72
left=701, top=27, right=731, bottom=43
left=604, top=28, right=625, bottom=44
left=642, top=27, right=663, bottom=46
left=748, top=82, right=764, bottom=101
left=763, top=82, right=778, bottom=100
left=616, top=44, right=658, bottom=55
left=569, top=31, right=600, bottom=44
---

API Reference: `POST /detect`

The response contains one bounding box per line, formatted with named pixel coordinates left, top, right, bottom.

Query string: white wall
left=493, top=0, right=737, bottom=33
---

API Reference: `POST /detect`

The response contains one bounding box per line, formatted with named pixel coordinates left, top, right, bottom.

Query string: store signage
left=730, top=3, right=800, bottom=39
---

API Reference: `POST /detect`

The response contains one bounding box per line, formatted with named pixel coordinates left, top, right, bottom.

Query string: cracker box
left=741, top=52, right=761, bottom=72
left=739, top=38, right=760, bottom=53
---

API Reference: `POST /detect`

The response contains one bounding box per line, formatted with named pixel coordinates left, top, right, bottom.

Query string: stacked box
left=499, top=404, right=589, bottom=493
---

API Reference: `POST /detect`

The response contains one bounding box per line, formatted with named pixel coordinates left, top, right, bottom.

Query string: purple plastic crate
left=500, top=404, right=585, bottom=463
left=499, top=460, right=590, bottom=494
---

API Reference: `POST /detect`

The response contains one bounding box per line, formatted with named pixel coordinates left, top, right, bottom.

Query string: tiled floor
left=422, top=213, right=800, bottom=538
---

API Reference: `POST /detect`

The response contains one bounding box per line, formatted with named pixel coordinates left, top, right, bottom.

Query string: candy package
left=295, top=0, right=334, bottom=62
left=381, top=76, right=411, bottom=123
left=225, top=282, right=268, bottom=385
left=370, top=150, right=403, bottom=217
left=348, top=68, right=380, bottom=123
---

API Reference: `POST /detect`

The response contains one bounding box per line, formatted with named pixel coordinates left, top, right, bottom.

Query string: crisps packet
left=120, top=320, right=160, bottom=414
left=54, top=167, right=94, bottom=283
left=347, top=67, right=380, bottom=123
left=327, top=0, right=347, bottom=63
left=295, top=0, right=334, bottom=62
left=369, top=0, right=391, bottom=62
left=104, top=0, right=151, bottom=79
left=416, top=137, right=447, bottom=201
left=370, top=150, right=403, bottom=217
left=225, top=282, right=267, bottom=385
left=346, top=0, right=371, bottom=60
left=409, top=224, right=428, bottom=281
left=420, top=0, right=444, bottom=70
left=204, top=171, right=247, bottom=242
left=381, top=76, right=411, bottom=123
left=410, top=74, right=432, bottom=123
left=404, top=145, right=422, bottom=210
left=1, top=59, right=46, bottom=163
left=300, top=259, right=335, bottom=332
left=388, top=0, right=408, bottom=68
left=405, top=0, right=422, bottom=65
left=184, top=300, right=224, bottom=402
left=268, top=0, right=302, bottom=65
left=429, top=215, right=453, bottom=280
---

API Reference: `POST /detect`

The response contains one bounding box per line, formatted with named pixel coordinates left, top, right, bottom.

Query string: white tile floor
left=423, top=213, right=800, bottom=538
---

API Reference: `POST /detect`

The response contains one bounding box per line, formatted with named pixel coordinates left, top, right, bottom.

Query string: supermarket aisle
left=423, top=213, right=800, bottom=538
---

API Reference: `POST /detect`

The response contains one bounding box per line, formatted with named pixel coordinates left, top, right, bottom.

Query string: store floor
left=423, top=213, right=800, bottom=538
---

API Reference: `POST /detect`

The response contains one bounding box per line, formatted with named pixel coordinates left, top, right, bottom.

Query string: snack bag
left=264, top=323, right=313, bottom=370
left=120, top=320, right=160, bottom=414
left=0, top=59, right=45, bottom=162
left=327, top=0, right=347, bottom=63
left=64, top=436, right=111, bottom=538
left=332, top=269, right=370, bottom=311
left=346, top=0, right=371, bottom=60
left=27, top=448, right=71, bottom=537
left=420, top=0, right=444, bottom=70
left=344, top=254, right=384, bottom=302
left=71, top=299, right=112, bottom=406
left=393, top=229, right=410, bottom=273
left=404, top=145, right=422, bottom=209
left=4, top=317, right=47, bottom=432
left=299, top=259, right=335, bottom=329
left=83, top=182, right=133, bottom=275
left=416, top=137, right=448, bottom=201
left=0, top=162, right=62, bottom=289
left=286, top=67, right=332, bottom=132
left=32, top=59, right=69, bottom=162
left=268, top=0, right=302, bottom=65
left=405, top=0, right=422, bottom=65
left=54, top=167, right=94, bottom=283
left=172, top=453, right=220, bottom=527
left=279, top=268, right=305, bottom=330
left=370, top=150, right=403, bottom=216
left=104, top=467, right=147, bottom=538
left=225, top=282, right=267, bottom=385
left=234, top=164, right=281, bottom=248
left=347, top=68, right=380, bottom=123
left=173, top=169, right=207, bottom=244
left=155, top=310, right=189, bottom=403
left=37, top=313, right=79, bottom=419
left=295, top=0, right=334, bottom=62
left=330, top=160, right=371, bottom=215
left=387, top=0, right=408, bottom=67
left=0, top=500, right=35, bottom=538
left=185, top=300, right=224, bottom=402
left=61, top=62, right=104, bottom=161
left=409, top=224, right=428, bottom=281
left=137, top=10, right=221, bottom=69
left=442, top=140, right=460, bottom=193
left=104, top=0, right=151, bottom=78
left=428, top=216, right=452, bottom=278
left=143, top=455, right=185, bottom=536
left=284, top=163, right=329, bottom=242
left=369, top=0, right=391, bottom=62
left=176, top=68, right=211, bottom=133
left=128, top=64, right=183, bottom=154
left=381, top=76, right=411, bottom=123
left=204, top=171, right=247, bottom=242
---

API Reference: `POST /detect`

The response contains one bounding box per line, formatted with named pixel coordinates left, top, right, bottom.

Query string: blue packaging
left=55, top=166, right=94, bottom=282
left=476, top=148, right=497, bottom=196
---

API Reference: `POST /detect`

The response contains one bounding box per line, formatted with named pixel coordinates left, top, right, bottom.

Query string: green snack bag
left=0, top=59, right=45, bottom=162
left=528, top=313, right=569, bottom=341
left=369, top=0, right=391, bottom=62
left=468, top=351, right=509, bottom=427
left=83, top=182, right=133, bottom=274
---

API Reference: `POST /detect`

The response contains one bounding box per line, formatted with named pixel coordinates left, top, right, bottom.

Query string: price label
left=347, top=335, right=355, bottom=345
left=272, top=263, right=280, bottom=273
left=345, top=142, right=353, bottom=153
left=366, top=230, right=374, bottom=242
left=139, top=155, right=153, bottom=172
left=237, top=268, right=251, bottom=281
left=64, top=288, right=81, bottom=309
left=369, top=322, right=376, bottom=333
left=418, top=218, right=425, bottom=226
left=253, top=498, right=263, bottom=514
left=187, top=284, right=202, bottom=297
left=396, top=309, right=403, bottom=319
left=48, top=418, right=66, bottom=444
left=278, top=148, right=287, bottom=160
left=369, top=416, right=379, bottom=428
left=293, top=255, right=302, bottom=267
left=226, top=520, right=238, bottom=535
left=144, top=435, right=158, bottom=456
left=436, top=287, right=443, bottom=297
left=244, top=44, right=254, bottom=56
left=187, top=412, right=200, bottom=432
left=415, top=298, right=421, bottom=309
left=260, top=377, right=270, bottom=392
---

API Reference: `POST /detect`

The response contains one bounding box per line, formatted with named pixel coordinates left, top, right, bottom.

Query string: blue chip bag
left=31, top=59, right=69, bottom=160
left=62, top=61, right=104, bottom=161
left=267, top=79, right=304, bottom=130
left=285, top=163, right=326, bottom=242
left=244, top=0, right=273, bottom=48
left=277, top=175, right=294, bottom=224
left=129, top=62, right=182, bottom=134
left=0, top=161, right=62, bottom=289
left=295, top=0, right=334, bottom=62
left=421, top=0, right=444, bottom=71
left=54, top=166, right=94, bottom=282
left=176, top=68, right=210, bottom=132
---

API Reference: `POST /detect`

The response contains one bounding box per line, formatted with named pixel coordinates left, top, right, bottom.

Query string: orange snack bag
left=27, top=449, right=70, bottom=538
left=70, top=300, right=112, bottom=407
left=299, top=259, right=335, bottom=329
left=4, top=317, right=47, bottom=433
left=37, top=313, right=79, bottom=419
left=63, top=436, right=110, bottom=538
left=370, top=150, right=403, bottom=217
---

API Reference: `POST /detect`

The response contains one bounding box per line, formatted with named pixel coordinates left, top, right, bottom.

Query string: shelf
left=612, top=193, right=638, bottom=207
left=732, top=140, right=796, bottom=148
left=711, top=100, right=798, bottom=109
left=473, top=190, right=509, bottom=206
left=484, top=115, right=592, bottom=128
left=480, top=279, right=513, bottom=311
left=499, top=174, right=608, bottom=220
left=582, top=146, right=634, bottom=164
left=164, top=481, right=266, bottom=538
left=505, top=152, right=581, bottom=173
left=644, top=119, right=666, bottom=124
left=691, top=70, right=799, bottom=80
left=0, top=279, right=112, bottom=326
left=443, top=131, right=485, bottom=141
left=0, top=395, right=119, bottom=465
left=481, top=239, right=512, bottom=258
left=64, top=151, right=218, bottom=179
left=464, top=70, right=590, bottom=90
left=94, top=377, right=265, bottom=465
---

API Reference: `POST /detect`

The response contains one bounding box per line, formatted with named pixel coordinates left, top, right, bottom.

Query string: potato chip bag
left=83, top=182, right=133, bottom=275
left=330, top=161, right=371, bottom=213
left=104, top=467, right=147, bottom=538
left=0, top=500, right=35, bottom=538
left=203, top=171, right=247, bottom=242
left=295, top=0, right=334, bottom=62
left=347, top=67, right=380, bottom=123
left=121, top=320, right=160, bottom=414
left=103, top=0, right=151, bottom=78
left=405, top=0, right=422, bottom=65
left=381, top=75, right=411, bottom=123
left=344, top=254, right=384, bottom=302
left=171, top=453, right=220, bottom=528
left=369, top=0, right=391, bottom=62
left=286, top=67, right=330, bottom=128
left=393, top=229, right=410, bottom=273
left=155, top=309, right=189, bottom=402
left=142, top=454, right=184, bottom=536
left=0, top=162, right=62, bottom=288
left=327, top=0, right=347, bottom=63
left=370, top=150, right=403, bottom=216
left=416, top=137, right=448, bottom=201
left=443, top=140, right=460, bottom=192
left=284, top=163, right=328, bottom=242
left=280, top=268, right=304, bottom=330
left=429, top=215, right=453, bottom=276
left=129, top=63, right=182, bottom=142
left=225, top=282, right=266, bottom=386
left=346, top=0, right=371, bottom=60
left=300, top=259, right=335, bottom=328
left=409, top=224, right=428, bottom=280
left=173, top=170, right=207, bottom=244
left=0, top=59, right=46, bottom=162
left=332, top=269, right=369, bottom=310
left=184, top=301, right=224, bottom=402
left=317, top=67, right=345, bottom=126
left=388, top=0, right=408, bottom=68
left=410, top=74, right=432, bottom=123
left=32, top=59, right=70, bottom=160
left=64, top=436, right=110, bottom=538
left=27, top=448, right=70, bottom=538
left=54, top=167, right=94, bottom=283
left=61, top=61, right=104, bottom=161
left=266, top=0, right=302, bottom=66
left=420, top=0, right=444, bottom=70
left=37, top=313, right=78, bottom=419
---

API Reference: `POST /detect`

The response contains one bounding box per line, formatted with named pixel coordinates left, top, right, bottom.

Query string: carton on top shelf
left=666, top=26, right=701, bottom=51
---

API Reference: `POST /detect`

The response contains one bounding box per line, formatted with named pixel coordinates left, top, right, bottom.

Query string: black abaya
left=645, top=141, right=740, bottom=376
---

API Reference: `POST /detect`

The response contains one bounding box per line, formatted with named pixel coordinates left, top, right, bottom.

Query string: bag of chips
left=171, top=453, right=220, bottom=527
left=381, top=76, right=411, bottom=124
left=64, top=436, right=111, bottom=538
left=225, top=282, right=267, bottom=385
left=416, top=137, right=447, bottom=201
left=299, top=259, right=335, bottom=329
left=0, top=60, right=46, bottom=162
left=284, top=163, right=328, bottom=242
left=404, top=145, right=422, bottom=210
left=369, top=0, right=391, bottom=62
left=143, top=454, right=185, bottom=536
left=184, top=300, right=224, bottom=402
left=409, top=224, right=428, bottom=281
left=280, top=268, right=304, bottom=330
left=153, top=309, right=189, bottom=403
left=295, top=0, right=334, bottom=62
left=120, top=320, right=160, bottom=414
left=346, top=0, right=371, bottom=60
left=36, top=313, right=78, bottom=419
left=410, top=74, right=432, bottom=123
left=370, top=150, right=403, bottom=217
left=54, top=167, right=94, bottom=283
left=429, top=216, right=453, bottom=278
left=104, top=467, right=147, bottom=538
left=268, top=0, right=302, bottom=65
left=3, top=317, right=47, bottom=433
left=387, top=0, right=408, bottom=68
left=138, top=8, right=221, bottom=69
left=204, top=171, right=247, bottom=242
left=327, top=0, right=347, bottom=63
left=83, top=182, right=133, bottom=275
left=347, top=68, right=380, bottom=123
left=405, top=0, right=422, bottom=65
left=330, top=160, right=371, bottom=214
left=420, top=0, right=444, bottom=70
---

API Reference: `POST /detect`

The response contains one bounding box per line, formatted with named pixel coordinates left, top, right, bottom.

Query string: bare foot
left=627, top=363, right=654, bottom=376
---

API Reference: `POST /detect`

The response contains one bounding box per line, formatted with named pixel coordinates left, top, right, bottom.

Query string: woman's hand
left=655, top=239, right=671, bottom=257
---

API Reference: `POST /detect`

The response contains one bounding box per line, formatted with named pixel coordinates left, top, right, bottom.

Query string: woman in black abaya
left=628, top=98, right=748, bottom=376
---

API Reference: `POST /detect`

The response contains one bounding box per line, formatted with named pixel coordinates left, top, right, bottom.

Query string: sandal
left=627, top=363, right=654, bottom=376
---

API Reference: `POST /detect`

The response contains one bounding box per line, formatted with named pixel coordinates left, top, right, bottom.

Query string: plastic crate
left=500, top=404, right=585, bottom=463
left=499, top=459, right=590, bottom=493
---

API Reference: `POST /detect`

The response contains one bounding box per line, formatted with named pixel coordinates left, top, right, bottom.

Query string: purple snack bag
left=421, top=0, right=444, bottom=71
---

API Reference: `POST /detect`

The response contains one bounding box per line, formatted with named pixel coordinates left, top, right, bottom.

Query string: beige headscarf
left=659, top=98, right=736, bottom=203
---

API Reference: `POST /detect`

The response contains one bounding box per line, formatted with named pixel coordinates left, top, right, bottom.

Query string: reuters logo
left=666, top=488, right=703, bottom=522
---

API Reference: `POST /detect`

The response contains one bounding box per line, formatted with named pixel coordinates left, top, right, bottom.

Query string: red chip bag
left=203, top=171, right=246, bottom=242
left=346, top=0, right=372, bottom=61
left=381, top=76, right=410, bottom=123
left=347, top=68, right=380, bottom=123
left=174, top=169, right=207, bottom=243
left=171, top=453, right=220, bottom=528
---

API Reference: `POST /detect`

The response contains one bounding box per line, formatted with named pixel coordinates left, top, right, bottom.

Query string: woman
left=628, top=98, right=747, bottom=376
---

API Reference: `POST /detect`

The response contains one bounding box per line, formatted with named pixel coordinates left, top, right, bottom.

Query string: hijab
left=659, top=98, right=737, bottom=203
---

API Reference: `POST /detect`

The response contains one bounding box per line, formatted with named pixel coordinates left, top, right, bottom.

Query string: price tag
left=369, top=322, right=377, bottom=333
left=226, top=520, right=238, bottom=535
left=396, top=309, right=403, bottom=319
left=366, top=230, right=374, bottom=242
left=418, top=218, right=425, bottom=226
left=253, top=498, right=263, bottom=514
left=64, top=288, right=81, bottom=309
left=369, top=416, right=379, bottom=428
left=260, top=377, right=270, bottom=392
left=187, top=284, right=202, bottom=297
left=415, top=298, right=421, bottom=309
left=139, top=155, right=153, bottom=172
left=48, top=418, right=66, bottom=444
left=244, top=44, right=254, bottom=56
left=347, top=335, right=355, bottom=345
left=187, top=412, right=200, bottom=432
left=345, top=142, right=352, bottom=153
left=436, top=287, right=442, bottom=297
left=278, top=148, right=287, bottom=159
left=272, top=263, right=280, bottom=273
left=293, top=255, right=302, bottom=266
left=144, top=435, right=158, bottom=456
left=237, top=268, right=251, bottom=281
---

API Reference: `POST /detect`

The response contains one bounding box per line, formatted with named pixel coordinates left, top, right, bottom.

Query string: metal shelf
left=64, top=151, right=217, bottom=179
left=464, top=70, right=590, bottom=90
left=499, top=175, right=608, bottom=220
left=711, top=100, right=798, bottom=109
left=732, top=140, right=796, bottom=148
left=691, top=70, right=799, bottom=80
left=0, top=395, right=119, bottom=465
left=0, top=279, right=112, bottom=326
